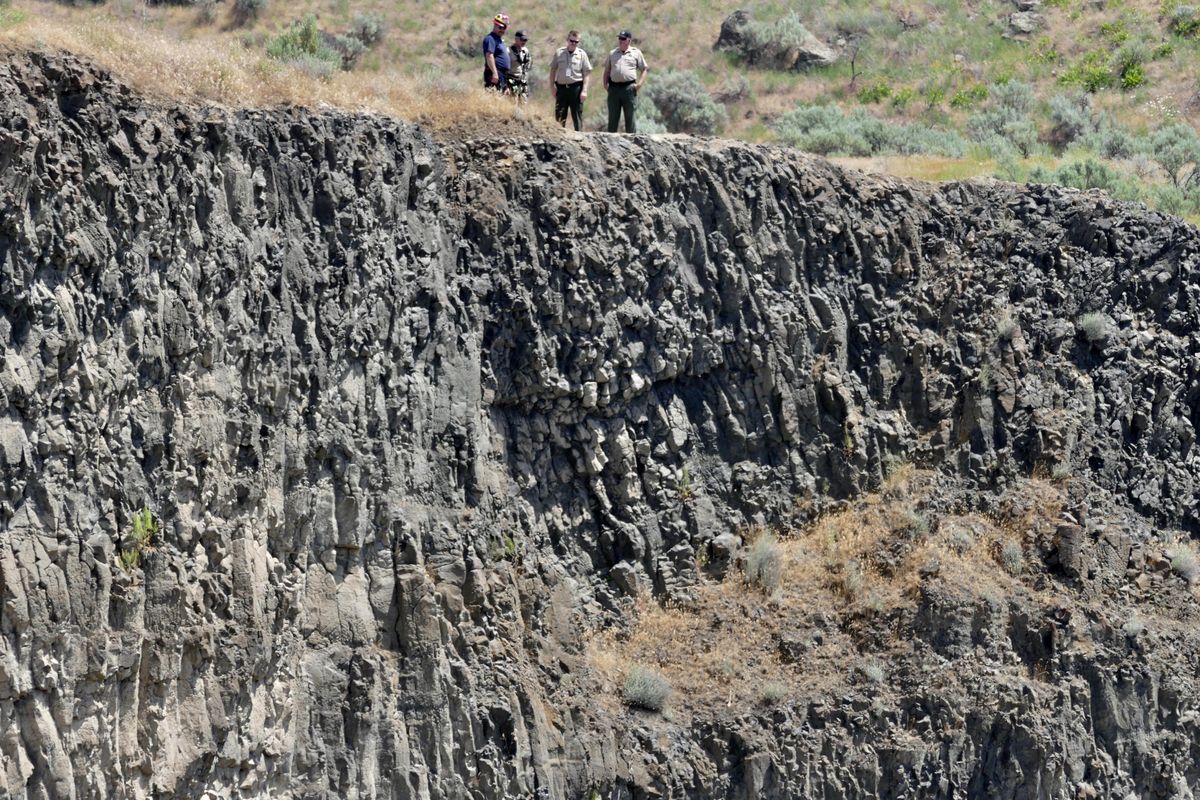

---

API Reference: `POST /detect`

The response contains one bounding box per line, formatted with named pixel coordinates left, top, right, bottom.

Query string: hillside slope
left=1, top=50, right=1200, bottom=798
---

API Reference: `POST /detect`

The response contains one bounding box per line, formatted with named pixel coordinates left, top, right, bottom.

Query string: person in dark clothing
left=482, top=13, right=511, bottom=90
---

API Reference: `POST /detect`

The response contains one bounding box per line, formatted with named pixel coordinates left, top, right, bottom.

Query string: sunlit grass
left=0, top=8, right=27, bottom=29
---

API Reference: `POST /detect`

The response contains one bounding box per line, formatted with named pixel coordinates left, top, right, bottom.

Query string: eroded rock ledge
left=1, top=51, right=1199, bottom=799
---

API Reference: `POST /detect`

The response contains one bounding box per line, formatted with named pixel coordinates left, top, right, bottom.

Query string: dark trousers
left=555, top=82, right=584, bottom=130
left=607, top=82, right=637, bottom=133
left=483, top=68, right=507, bottom=91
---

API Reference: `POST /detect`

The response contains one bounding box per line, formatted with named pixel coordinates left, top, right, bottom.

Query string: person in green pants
left=603, top=30, right=648, bottom=133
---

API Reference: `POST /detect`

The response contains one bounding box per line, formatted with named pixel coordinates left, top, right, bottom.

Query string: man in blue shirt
left=482, top=13, right=511, bottom=90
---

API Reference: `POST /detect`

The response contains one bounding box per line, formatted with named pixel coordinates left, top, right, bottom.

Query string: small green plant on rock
left=677, top=464, right=695, bottom=502
left=745, top=532, right=782, bottom=592
left=131, top=505, right=158, bottom=551
left=840, top=558, right=865, bottom=601
left=761, top=682, right=787, bottom=704
left=623, top=664, right=671, bottom=711
left=948, top=526, right=974, bottom=555
left=118, top=549, right=141, bottom=573
left=117, top=505, right=158, bottom=574
left=902, top=511, right=931, bottom=538
left=999, top=540, right=1024, bottom=575
left=115, top=506, right=158, bottom=575
left=1169, top=546, right=1198, bottom=584
left=861, top=662, right=886, bottom=684
left=1077, top=312, right=1112, bottom=343
left=996, top=308, right=1020, bottom=342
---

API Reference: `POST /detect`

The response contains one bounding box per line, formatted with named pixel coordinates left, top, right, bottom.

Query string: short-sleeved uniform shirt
left=483, top=32, right=510, bottom=71
left=605, top=46, right=647, bottom=83
left=551, top=46, right=592, bottom=84
left=509, top=46, right=532, bottom=83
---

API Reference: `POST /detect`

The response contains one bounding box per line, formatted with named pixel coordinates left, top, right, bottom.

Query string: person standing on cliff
left=603, top=30, right=648, bottom=133
left=482, top=13, right=511, bottom=91
left=508, top=30, right=532, bottom=102
left=549, top=30, right=592, bottom=130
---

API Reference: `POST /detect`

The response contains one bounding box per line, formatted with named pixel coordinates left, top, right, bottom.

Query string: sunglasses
left=568, top=38, right=580, bottom=43
left=618, top=36, right=629, bottom=40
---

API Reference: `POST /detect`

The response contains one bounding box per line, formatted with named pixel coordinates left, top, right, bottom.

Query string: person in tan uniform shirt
left=549, top=30, right=592, bottom=130
left=603, top=30, right=649, bottom=133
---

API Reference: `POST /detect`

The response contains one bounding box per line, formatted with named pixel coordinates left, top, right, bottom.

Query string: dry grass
left=587, top=471, right=1054, bottom=716
left=0, top=1, right=552, bottom=133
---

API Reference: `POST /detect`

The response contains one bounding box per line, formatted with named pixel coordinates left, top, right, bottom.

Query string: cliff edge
left=2, top=50, right=1199, bottom=799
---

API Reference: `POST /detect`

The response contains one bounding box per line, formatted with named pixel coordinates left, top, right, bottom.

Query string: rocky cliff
left=1, top=50, right=1199, bottom=799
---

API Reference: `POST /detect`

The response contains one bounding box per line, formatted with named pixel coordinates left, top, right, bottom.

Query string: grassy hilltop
left=3, top=0, right=1200, bottom=216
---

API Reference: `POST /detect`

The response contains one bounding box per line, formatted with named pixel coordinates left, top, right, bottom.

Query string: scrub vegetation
left=3, top=0, right=1200, bottom=218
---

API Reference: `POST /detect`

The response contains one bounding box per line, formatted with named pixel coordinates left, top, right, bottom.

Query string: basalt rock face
left=1, top=50, right=1199, bottom=800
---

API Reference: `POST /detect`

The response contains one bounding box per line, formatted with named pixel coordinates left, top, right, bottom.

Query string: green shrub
left=761, top=682, right=787, bottom=704
left=1120, top=62, right=1147, bottom=89
left=1113, top=42, right=1149, bottom=89
left=1149, top=183, right=1200, bottom=216
left=1033, top=36, right=1059, bottom=62
left=1047, top=93, right=1098, bottom=148
left=890, top=86, right=918, bottom=110
left=996, top=308, right=1021, bottom=341
left=774, top=104, right=967, bottom=157
left=131, top=505, right=158, bottom=550
left=118, top=549, right=141, bottom=573
left=948, top=526, right=973, bottom=554
left=745, top=532, right=782, bottom=592
left=861, top=662, right=886, bottom=684
left=195, top=0, right=218, bottom=23
left=118, top=505, right=158, bottom=573
left=267, top=15, right=343, bottom=75
left=1169, top=4, right=1200, bottom=36
left=0, top=6, right=24, bottom=27
left=1099, top=20, right=1130, bottom=45
left=841, top=559, right=864, bottom=601
left=643, top=69, right=728, bottom=135
left=623, top=665, right=671, bottom=711
left=1081, top=124, right=1138, bottom=159
left=967, top=82, right=1038, bottom=157
left=1059, top=51, right=1115, bottom=92
left=857, top=80, right=892, bottom=104
left=830, top=7, right=899, bottom=38
left=1077, top=311, right=1113, bottom=342
left=1147, top=122, right=1200, bottom=186
left=1123, top=616, right=1146, bottom=638
left=949, top=84, right=988, bottom=108
left=326, top=33, right=367, bottom=68
left=999, top=541, right=1024, bottom=575
left=233, top=0, right=265, bottom=24
left=991, top=80, right=1036, bottom=113
left=1028, top=158, right=1143, bottom=201
left=923, top=83, right=947, bottom=108
left=902, top=510, right=931, bottom=538
left=351, top=12, right=387, bottom=46
left=736, top=12, right=823, bottom=69
left=1169, top=547, right=1198, bottom=583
